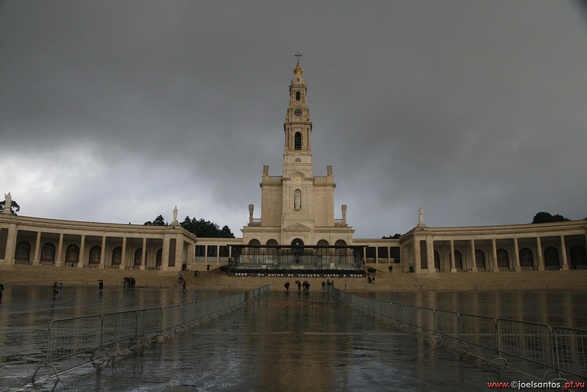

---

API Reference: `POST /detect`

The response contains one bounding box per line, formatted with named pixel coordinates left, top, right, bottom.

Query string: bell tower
left=242, top=57, right=354, bottom=249
left=283, top=54, right=313, bottom=179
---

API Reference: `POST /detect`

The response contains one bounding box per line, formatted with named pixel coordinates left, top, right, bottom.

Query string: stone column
left=77, top=235, right=85, bottom=268
left=375, top=247, right=380, bottom=266
left=491, top=239, right=498, bottom=272
left=162, top=235, right=170, bottom=271
left=33, top=231, right=42, bottom=266
left=176, top=237, right=184, bottom=270
left=187, top=242, right=195, bottom=269
left=470, top=240, right=477, bottom=272
left=427, top=238, right=435, bottom=273
left=450, top=240, right=456, bottom=272
left=536, top=237, right=544, bottom=271
left=204, top=245, right=208, bottom=265
left=140, top=238, right=147, bottom=270
left=560, top=235, right=569, bottom=270
left=400, top=245, right=408, bottom=272
left=513, top=238, right=520, bottom=271
left=413, top=239, right=421, bottom=273
left=120, top=237, right=126, bottom=270
left=4, top=224, right=18, bottom=265
left=56, top=234, right=64, bottom=267
left=99, top=236, right=106, bottom=269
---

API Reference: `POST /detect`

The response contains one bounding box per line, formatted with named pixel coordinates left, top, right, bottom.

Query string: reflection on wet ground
left=0, top=286, right=226, bottom=390
left=364, top=290, right=587, bottom=330
left=1, top=287, right=582, bottom=391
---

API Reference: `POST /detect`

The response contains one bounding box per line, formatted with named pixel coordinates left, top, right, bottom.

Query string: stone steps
left=1, top=264, right=585, bottom=292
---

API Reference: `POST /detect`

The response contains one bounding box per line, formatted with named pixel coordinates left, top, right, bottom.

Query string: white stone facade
left=0, top=214, right=196, bottom=271
left=242, top=62, right=354, bottom=248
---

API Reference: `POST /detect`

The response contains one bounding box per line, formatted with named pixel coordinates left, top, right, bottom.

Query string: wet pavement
left=1, top=286, right=583, bottom=391
left=366, top=290, right=587, bottom=330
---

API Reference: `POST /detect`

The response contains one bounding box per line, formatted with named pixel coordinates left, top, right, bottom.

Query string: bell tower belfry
left=283, top=56, right=313, bottom=179
left=242, top=57, right=354, bottom=249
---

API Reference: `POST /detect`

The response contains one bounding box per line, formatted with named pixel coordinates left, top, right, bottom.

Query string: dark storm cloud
left=1, top=0, right=586, bottom=237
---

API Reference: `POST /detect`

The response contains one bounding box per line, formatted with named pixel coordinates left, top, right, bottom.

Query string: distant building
left=1, top=62, right=586, bottom=273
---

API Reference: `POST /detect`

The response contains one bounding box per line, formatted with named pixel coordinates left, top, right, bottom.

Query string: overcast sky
left=1, top=1, right=586, bottom=239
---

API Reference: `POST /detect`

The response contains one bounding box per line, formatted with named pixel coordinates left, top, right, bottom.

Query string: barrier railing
left=328, top=287, right=586, bottom=382
left=33, top=285, right=271, bottom=386
left=553, top=327, right=587, bottom=380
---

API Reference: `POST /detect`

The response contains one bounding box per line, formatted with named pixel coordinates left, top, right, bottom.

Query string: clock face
left=294, top=108, right=302, bottom=117
left=294, top=177, right=301, bottom=183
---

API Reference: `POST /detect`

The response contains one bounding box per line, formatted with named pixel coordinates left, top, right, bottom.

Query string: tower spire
left=295, top=52, right=302, bottom=65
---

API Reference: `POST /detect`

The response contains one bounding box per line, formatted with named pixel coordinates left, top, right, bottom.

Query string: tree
left=144, top=215, right=167, bottom=226
left=179, top=216, right=234, bottom=238
left=220, top=225, right=235, bottom=238
left=382, top=234, right=401, bottom=239
left=531, top=212, right=570, bottom=224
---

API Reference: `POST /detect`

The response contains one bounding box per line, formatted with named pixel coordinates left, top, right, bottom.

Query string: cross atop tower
left=295, top=52, right=302, bottom=65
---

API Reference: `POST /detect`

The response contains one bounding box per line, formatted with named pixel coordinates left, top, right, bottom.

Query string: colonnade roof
left=0, top=214, right=197, bottom=241
left=401, top=220, right=587, bottom=241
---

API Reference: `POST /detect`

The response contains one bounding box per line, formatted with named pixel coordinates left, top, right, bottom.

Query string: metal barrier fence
left=329, top=287, right=586, bottom=382
left=33, top=285, right=271, bottom=385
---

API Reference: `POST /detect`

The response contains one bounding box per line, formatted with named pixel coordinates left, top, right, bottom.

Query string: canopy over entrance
left=228, top=245, right=365, bottom=276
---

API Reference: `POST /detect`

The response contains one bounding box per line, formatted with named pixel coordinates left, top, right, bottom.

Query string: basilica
left=1, top=62, right=586, bottom=274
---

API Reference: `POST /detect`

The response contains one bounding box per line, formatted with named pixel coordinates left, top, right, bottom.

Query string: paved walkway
left=27, top=292, right=526, bottom=391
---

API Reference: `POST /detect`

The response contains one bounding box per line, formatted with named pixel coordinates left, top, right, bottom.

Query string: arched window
left=156, top=248, right=163, bottom=268
left=475, top=249, right=486, bottom=270
left=41, top=242, right=56, bottom=262
left=570, top=245, right=586, bottom=269
left=497, top=248, right=509, bottom=269
left=112, top=247, right=122, bottom=266
left=291, top=238, right=304, bottom=247
left=134, top=247, right=143, bottom=267
left=296, top=91, right=301, bottom=101
left=295, top=132, right=302, bottom=150
left=544, top=246, right=560, bottom=268
left=66, top=244, right=80, bottom=264
left=316, top=240, right=329, bottom=256
left=89, top=246, right=101, bottom=265
left=519, top=248, right=533, bottom=268
left=454, top=250, right=463, bottom=271
left=15, top=241, right=31, bottom=262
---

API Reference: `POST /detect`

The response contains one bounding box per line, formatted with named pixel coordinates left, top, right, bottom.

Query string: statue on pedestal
left=1, top=192, right=19, bottom=215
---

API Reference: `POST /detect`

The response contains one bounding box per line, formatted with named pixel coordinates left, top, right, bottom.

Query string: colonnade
left=401, top=222, right=587, bottom=273
left=0, top=215, right=197, bottom=271
left=2, top=215, right=586, bottom=274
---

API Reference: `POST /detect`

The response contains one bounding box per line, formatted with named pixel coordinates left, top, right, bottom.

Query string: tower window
left=295, top=132, right=302, bottom=150
left=296, top=91, right=301, bottom=101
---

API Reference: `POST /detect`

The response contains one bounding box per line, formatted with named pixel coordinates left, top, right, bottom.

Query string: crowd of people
left=284, top=279, right=336, bottom=292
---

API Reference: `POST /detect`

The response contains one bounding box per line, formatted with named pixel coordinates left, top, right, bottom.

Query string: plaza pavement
left=1, top=264, right=586, bottom=292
